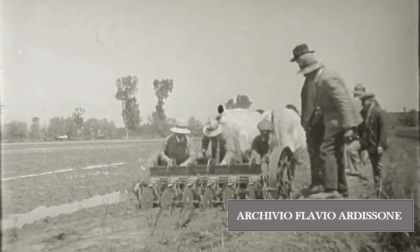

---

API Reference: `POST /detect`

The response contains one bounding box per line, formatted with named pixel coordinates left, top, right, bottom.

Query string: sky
left=1, top=0, right=419, bottom=127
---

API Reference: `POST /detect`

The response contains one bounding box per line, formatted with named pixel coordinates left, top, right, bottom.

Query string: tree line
left=1, top=75, right=253, bottom=142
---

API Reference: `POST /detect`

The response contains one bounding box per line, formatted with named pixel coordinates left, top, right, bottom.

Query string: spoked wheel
left=267, top=147, right=295, bottom=199
left=278, top=149, right=294, bottom=199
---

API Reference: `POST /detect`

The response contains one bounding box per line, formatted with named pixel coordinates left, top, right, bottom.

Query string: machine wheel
left=267, top=146, right=294, bottom=199
left=278, top=148, right=294, bottom=199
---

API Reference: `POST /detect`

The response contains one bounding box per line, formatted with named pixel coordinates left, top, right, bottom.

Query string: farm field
left=1, top=134, right=419, bottom=252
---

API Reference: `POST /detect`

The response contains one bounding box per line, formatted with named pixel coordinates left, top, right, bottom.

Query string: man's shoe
left=340, top=191, right=349, bottom=198
left=304, top=184, right=324, bottom=195
left=308, top=190, right=342, bottom=199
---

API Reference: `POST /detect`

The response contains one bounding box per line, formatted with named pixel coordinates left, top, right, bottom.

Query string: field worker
left=199, top=119, right=227, bottom=164
left=158, top=120, right=196, bottom=167
left=347, top=93, right=388, bottom=196
left=250, top=119, right=280, bottom=164
left=291, top=43, right=360, bottom=199
left=345, top=84, right=367, bottom=176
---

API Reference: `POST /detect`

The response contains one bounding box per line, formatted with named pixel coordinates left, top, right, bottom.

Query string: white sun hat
left=203, top=119, right=223, bottom=137
left=170, top=119, right=191, bottom=134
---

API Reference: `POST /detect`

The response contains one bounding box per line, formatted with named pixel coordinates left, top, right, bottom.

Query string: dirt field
left=1, top=135, right=418, bottom=252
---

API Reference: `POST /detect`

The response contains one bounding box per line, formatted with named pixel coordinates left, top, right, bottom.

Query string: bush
left=379, top=136, right=420, bottom=251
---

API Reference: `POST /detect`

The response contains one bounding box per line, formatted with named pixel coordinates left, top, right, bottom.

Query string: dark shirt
left=160, top=135, right=194, bottom=165
left=202, top=135, right=227, bottom=163
left=359, top=103, right=388, bottom=151
left=251, top=134, right=279, bottom=158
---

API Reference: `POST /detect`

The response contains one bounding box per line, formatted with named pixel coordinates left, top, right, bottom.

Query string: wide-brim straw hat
left=228, top=182, right=234, bottom=186
left=187, top=182, right=194, bottom=187
left=257, top=119, right=273, bottom=131
left=203, top=119, right=223, bottom=137
left=170, top=120, right=191, bottom=134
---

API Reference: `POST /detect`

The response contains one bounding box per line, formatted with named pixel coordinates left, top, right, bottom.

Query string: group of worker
left=153, top=43, right=388, bottom=202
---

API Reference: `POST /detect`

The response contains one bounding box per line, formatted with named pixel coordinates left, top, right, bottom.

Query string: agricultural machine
left=134, top=144, right=299, bottom=210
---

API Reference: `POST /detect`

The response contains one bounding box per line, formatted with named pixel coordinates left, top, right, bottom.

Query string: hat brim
left=352, top=90, right=365, bottom=95
left=360, top=94, right=375, bottom=100
left=297, top=61, right=322, bottom=75
left=290, top=50, right=315, bottom=62
left=170, top=127, right=191, bottom=134
left=203, top=125, right=223, bottom=137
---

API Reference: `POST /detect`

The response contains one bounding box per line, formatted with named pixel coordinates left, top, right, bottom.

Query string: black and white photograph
left=1, top=0, right=419, bottom=251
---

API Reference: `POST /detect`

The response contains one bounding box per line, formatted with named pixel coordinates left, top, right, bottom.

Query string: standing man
left=347, top=92, right=388, bottom=197
left=294, top=44, right=326, bottom=196
left=291, top=44, right=359, bottom=199
left=345, top=84, right=367, bottom=175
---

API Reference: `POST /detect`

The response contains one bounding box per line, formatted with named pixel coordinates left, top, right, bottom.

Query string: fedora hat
left=290, top=43, right=315, bottom=62
left=352, top=84, right=366, bottom=96
left=295, top=53, right=323, bottom=75
left=360, top=92, right=375, bottom=100
left=203, top=119, right=222, bottom=137
left=170, top=120, right=191, bottom=134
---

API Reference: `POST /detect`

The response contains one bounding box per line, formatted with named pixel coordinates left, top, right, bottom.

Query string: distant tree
left=29, top=117, right=42, bottom=140
left=4, top=121, right=27, bottom=141
left=72, top=107, right=86, bottom=136
left=398, top=109, right=419, bottom=127
left=151, top=79, right=174, bottom=137
left=81, top=118, right=118, bottom=140
left=405, top=109, right=418, bottom=127
left=187, top=116, right=204, bottom=137
left=225, top=94, right=252, bottom=109
left=115, top=75, right=142, bottom=138
left=47, top=117, right=66, bottom=137
left=46, top=117, right=71, bottom=138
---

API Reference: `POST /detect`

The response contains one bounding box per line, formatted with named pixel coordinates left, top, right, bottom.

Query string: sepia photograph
left=1, top=0, right=419, bottom=251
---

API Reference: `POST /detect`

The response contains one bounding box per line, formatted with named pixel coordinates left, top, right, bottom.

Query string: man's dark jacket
left=358, top=102, right=388, bottom=152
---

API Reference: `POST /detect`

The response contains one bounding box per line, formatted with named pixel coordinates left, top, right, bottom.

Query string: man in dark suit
left=347, top=92, right=388, bottom=197
left=291, top=44, right=359, bottom=199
